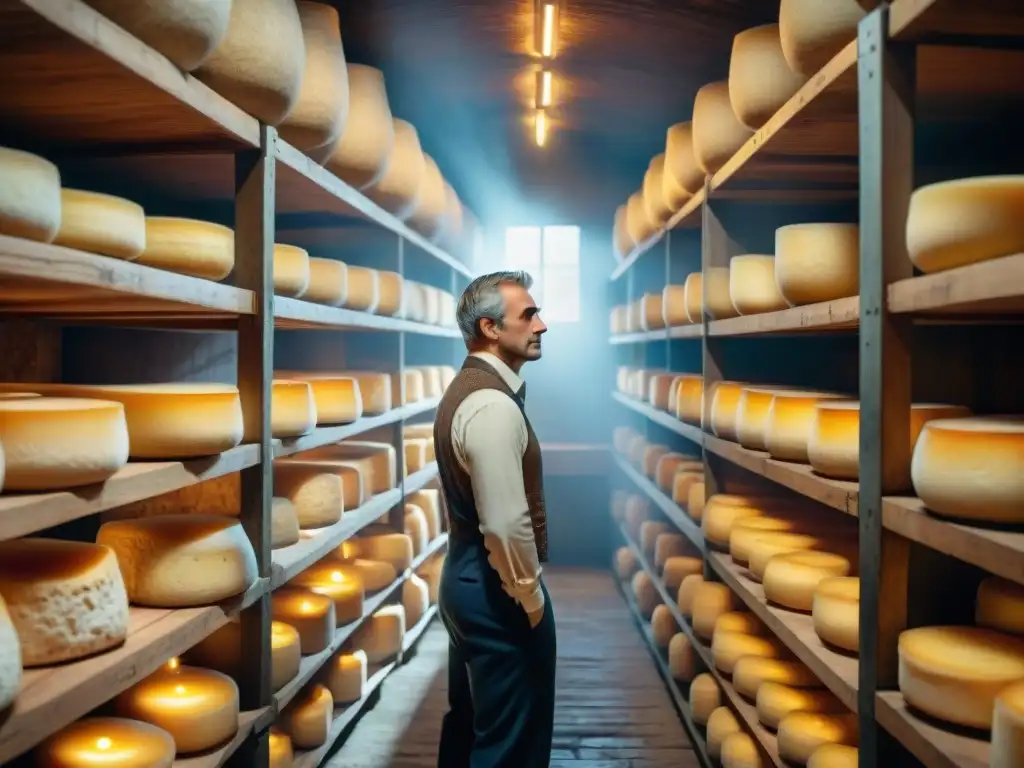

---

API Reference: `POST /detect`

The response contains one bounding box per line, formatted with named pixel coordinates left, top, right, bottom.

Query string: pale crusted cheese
left=273, top=463, right=346, bottom=528
left=53, top=188, right=146, bottom=260
left=351, top=604, right=406, bottom=663
left=280, top=684, right=333, bottom=749
left=325, top=650, right=367, bottom=705
left=0, top=594, right=20, bottom=710
left=271, top=497, right=301, bottom=549
left=0, top=146, right=61, bottom=242
left=403, top=573, right=430, bottom=627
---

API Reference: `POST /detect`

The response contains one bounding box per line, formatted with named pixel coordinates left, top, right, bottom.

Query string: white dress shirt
left=450, top=351, right=545, bottom=617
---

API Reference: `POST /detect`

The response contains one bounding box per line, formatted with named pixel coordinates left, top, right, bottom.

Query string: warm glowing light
left=331, top=571, right=344, bottom=583
left=537, top=69, right=553, bottom=108
left=174, top=684, right=186, bottom=695
left=166, top=657, right=180, bottom=671
left=535, top=111, right=548, bottom=147
left=540, top=3, right=556, bottom=57
left=301, top=600, right=312, bottom=613
left=96, top=737, right=112, bottom=751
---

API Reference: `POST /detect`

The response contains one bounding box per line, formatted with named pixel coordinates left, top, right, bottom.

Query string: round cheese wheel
left=683, top=272, right=704, bottom=323
left=690, top=674, right=721, bottom=725
left=775, top=223, right=859, bottom=306
left=269, top=729, right=293, bottom=768
left=668, top=633, right=695, bottom=682
left=324, top=65, right=395, bottom=188
left=374, top=270, right=404, bottom=316
left=54, top=189, right=145, bottom=260
left=712, top=629, right=786, bottom=675
left=0, top=146, right=61, bottom=242
left=665, top=121, right=703, bottom=198
left=778, top=712, right=859, bottom=765
left=305, top=257, right=348, bottom=306
left=763, top=551, right=853, bottom=612
left=97, top=514, right=258, bottom=607
left=194, top=0, right=304, bottom=125
left=730, top=255, right=788, bottom=315
left=692, top=582, right=736, bottom=640
left=613, top=204, right=635, bottom=259
left=0, top=539, right=129, bottom=666
left=614, top=547, right=639, bottom=580
left=730, top=517, right=806, bottom=566
left=779, top=0, right=872, bottom=76
left=663, top=555, right=703, bottom=590
left=274, top=243, right=311, bottom=298
left=326, top=649, right=367, bottom=705
left=626, top=191, right=658, bottom=245
left=688, top=482, right=705, bottom=521
left=654, top=533, right=690, bottom=573
left=977, top=576, right=1024, bottom=636
left=625, top=497, right=650, bottom=538
left=808, top=744, right=859, bottom=768
left=906, top=176, right=1024, bottom=274
left=812, top=577, right=859, bottom=653
left=677, top=574, right=704, bottom=617
left=721, top=732, right=762, bottom=768
left=640, top=292, right=666, bottom=331
left=692, top=81, right=753, bottom=174
left=278, top=373, right=362, bottom=425
left=352, top=604, right=406, bottom=663
left=0, top=396, right=129, bottom=491
left=643, top=155, right=673, bottom=227
left=37, top=718, right=175, bottom=768
left=632, top=571, right=660, bottom=618
left=403, top=573, right=430, bottom=628
left=707, top=706, right=742, bottom=760
left=137, top=217, right=234, bottom=280
left=272, top=588, right=335, bottom=653
left=749, top=533, right=853, bottom=583
left=674, top=376, right=703, bottom=424
left=651, top=604, right=676, bottom=648
left=641, top=447, right=670, bottom=480
left=406, top=156, right=447, bottom=238
left=702, top=495, right=785, bottom=549
left=708, top=381, right=744, bottom=441
left=899, top=625, right=1024, bottom=728
left=280, top=684, right=333, bottom=749
left=272, top=379, right=317, bottom=438
left=765, top=390, right=847, bottom=463
left=705, top=266, right=738, bottom=320
left=271, top=497, right=301, bottom=549
left=715, top=611, right=765, bottom=638
left=911, top=416, right=1024, bottom=523
left=279, top=2, right=348, bottom=153
left=365, top=119, right=425, bottom=218
left=757, top=682, right=844, bottom=731
left=733, top=657, right=820, bottom=700
left=728, top=24, right=808, bottom=130
left=662, top=284, right=689, bottom=327
left=994, top=680, right=1024, bottom=768
left=657, top=454, right=702, bottom=492
left=648, top=374, right=676, bottom=411
left=343, top=266, right=381, bottom=312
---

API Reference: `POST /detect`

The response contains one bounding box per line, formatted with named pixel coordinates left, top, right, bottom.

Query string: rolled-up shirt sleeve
left=455, top=392, right=544, bottom=616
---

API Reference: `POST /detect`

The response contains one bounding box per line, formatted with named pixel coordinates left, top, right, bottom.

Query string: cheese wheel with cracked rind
left=343, top=266, right=380, bottom=312
left=763, top=550, right=853, bottom=612
left=325, top=65, right=395, bottom=188
left=54, top=189, right=146, bottom=260
left=757, top=682, right=844, bottom=731
left=280, top=684, right=333, bottom=749
left=728, top=24, right=808, bottom=130
left=137, top=217, right=234, bottom=280
left=730, top=254, right=787, bottom=315
left=779, top=0, right=873, bottom=76
left=812, top=577, right=859, bottom=653
left=778, top=712, right=859, bottom=766
left=365, top=119, right=425, bottom=218
left=775, top=223, right=859, bottom=306
left=0, top=147, right=61, bottom=242
left=274, top=244, right=311, bottom=298
left=693, top=81, right=753, bottom=175
left=352, top=604, right=405, bottom=663
left=37, top=718, right=175, bottom=768
left=690, top=674, right=721, bottom=725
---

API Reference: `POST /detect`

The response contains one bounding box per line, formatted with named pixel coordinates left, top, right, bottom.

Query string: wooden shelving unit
left=608, top=3, right=1024, bottom=767
left=0, top=1, right=461, bottom=764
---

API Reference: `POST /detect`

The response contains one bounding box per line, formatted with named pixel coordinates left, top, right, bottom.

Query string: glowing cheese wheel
left=136, top=217, right=234, bottom=280
left=302, top=257, right=347, bottom=306
left=640, top=293, right=666, bottom=331
left=407, top=156, right=447, bottom=238
left=705, top=266, right=738, bottom=320
left=693, top=81, right=753, bottom=175
left=365, top=119, right=425, bottom=217
left=276, top=373, right=362, bottom=425
left=763, top=551, right=853, bottom=612
left=353, top=604, right=406, bottom=663
left=765, top=390, right=847, bottom=462
left=374, top=271, right=403, bottom=316
left=812, top=577, right=859, bottom=653
left=692, top=582, right=736, bottom=640
left=632, top=571, right=661, bottom=618
left=272, top=589, right=335, bottom=653
left=669, top=633, right=695, bottom=681
left=977, top=577, right=1024, bottom=636
left=345, top=371, right=393, bottom=415
left=690, top=674, right=721, bottom=725
left=676, top=574, right=703, bottom=618
left=326, top=649, right=367, bottom=705
left=749, top=534, right=853, bottom=582
left=911, top=416, right=1024, bottom=523
left=737, top=386, right=799, bottom=451
left=185, top=619, right=301, bottom=692
left=338, top=558, right=395, bottom=594
left=899, top=626, right=1024, bottom=729
left=712, top=630, right=786, bottom=675
left=776, top=224, right=859, bottom=306
left=707, top=707, right=741, bottom=760
left=715, top=611, right=766, bottom=638
left=273, top=244, right=310, bottom=297
left=906, top=176, right=1024, bottom=274
left=808, top=744, right=859, bottom=768
left=663, top=555, right=703, bottom=590
left=0, top=147, right=61, bottom=242
left=721, top=732, right=762, bottom=768
left=0, top=594, right=20, bottom=710
left=272, top=379, right=317, bottom=438
left=730, top=254, right=787, bottom=315
left=651, top=604, right=677, bottom=648
left=674, top=376, right=703, bottom=424
left=54, top=189, right=145, bottom=260
left=291, top=561, right=364, bottom=625
left=683, top=272, right=704, bottom=323
left=808, top=401, right=971, bottom=482
left=274, top=463, right=346, bottom=527
left=626, top=191, right=657, bottom=245
left=733, top=657, right=820, bottom=700
left=404, top=573, right=430, bottom=627
left=342, top=266, right=380, bottom=312
left=281, top=684, right=333, bottom=749
left=195, top=0, right=304, bottom=124
left=653, top=534, right=690, bottom=572
left=994, top=680, right=1024, bottom=768
left=757, top=682, right=843, bottom=731
left=729, top=24, right=807, bottom=130
left=643, top=155, right=673, bottom=227
left=408, top=489, right=443, bottom=540
left=665, top=121, right=703, bottom=198
left=779, top=0, right=871, bottom=76
left=662, top=285, right=689, bottom=326
left=657, top=453, right=702, bottom=491
left=778, top=712, right=859, bottom=766
left=37, top=718, right=175, bottom=768
left=269, top=729, right=293, bottom=768
left=0, top=539, right=129, bottom=666
left=711, top=381, right=746, bottom=441
left=98, top=514, right=258, bottom=606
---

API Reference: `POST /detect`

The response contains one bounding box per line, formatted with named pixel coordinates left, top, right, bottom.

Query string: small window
left=504, top=224, right=580, bottom=323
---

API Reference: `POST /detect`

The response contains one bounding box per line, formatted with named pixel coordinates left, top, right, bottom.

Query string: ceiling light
left=539, top=2, right=557, bottom=58
left=536, top=69, right=553, bottom=109
left=535, top=110, right=548, bottom=147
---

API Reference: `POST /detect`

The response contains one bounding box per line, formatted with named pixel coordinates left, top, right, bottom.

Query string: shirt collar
left=470, top=351, right=524, bottom=394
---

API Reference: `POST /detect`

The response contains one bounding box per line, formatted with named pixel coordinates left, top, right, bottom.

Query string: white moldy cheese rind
left=351, top=604, right=406, bottom=663
left=0, top=146, right=62, bottom=242
left=54, top=189, right=146, bottom=260
left=97, top=514, right=258, bottom=607
left=0, top=539, right=129, bottom=666
left=0, top=594, right=21, bottom=709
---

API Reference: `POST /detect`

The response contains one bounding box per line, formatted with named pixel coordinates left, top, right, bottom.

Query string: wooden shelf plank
left=609, top=190, right=704, bottom=282
left=889, top=0, right=1024, bottom=42
left=613, top=452, right=704, bottom=551
left=0, top=444, right=260, bottom=542
left=612, top=392, right=704, bottom=444
left=876, top=691, right=988, bottom=768
left=707, top=552, right=859, bottom=713
left=274, top=296, right=461, bottom=336
left=173, top=707, right=271, bottom=768
left=708, top=297, right=860, bottom=337
left=888, top=254, right=1024, bottom=316
left=610, top=325, right=704, bottom=344
left=703, top=435, right=859, bottom=516
left=0, top=578, right=269, bottom=763
left=404, top=462, right=439, bottom=495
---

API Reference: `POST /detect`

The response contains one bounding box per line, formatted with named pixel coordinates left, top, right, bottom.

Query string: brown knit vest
left=433, top=356, right=548, bottom=562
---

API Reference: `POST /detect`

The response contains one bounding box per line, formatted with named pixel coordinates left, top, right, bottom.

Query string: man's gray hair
left=456, top=270, right=534, bottom=346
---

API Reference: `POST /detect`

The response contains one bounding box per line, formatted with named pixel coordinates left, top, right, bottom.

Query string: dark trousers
left=436, top=544, right=556, bottom=768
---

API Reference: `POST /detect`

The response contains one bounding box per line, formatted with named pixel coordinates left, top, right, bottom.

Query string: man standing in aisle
left=434, top=270, right=554, bottom=768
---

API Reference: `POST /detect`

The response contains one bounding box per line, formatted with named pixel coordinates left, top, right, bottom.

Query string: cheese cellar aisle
left=609, top=3, right=1024, bottom=768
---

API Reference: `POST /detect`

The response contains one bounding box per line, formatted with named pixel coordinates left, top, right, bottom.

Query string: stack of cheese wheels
left=54, top=189, right=146, bottom=260
left=701, top=493, right=793, bottom=550
left=672, top=470, right=704, bottom=512
left=279, top=2, right=348, bottom=155
left=911, top=416, right=1024, bottom=524
left=325, top=65, right=395, bottom=187
left=643, top=155, right=673, bottom=227
left=273, top=588, right=336, bottom=653
left=757, top=681, right=844, bottom=731
left=663, top=554, right=702, bottom=591
left=136, top=217, right=234, bottom=280
left=808, top=401, right=971, bottom=482
left=0, top=146, right=62, bottom=242
left=692, top=81, right=753, bottom=174
left=38, top=718, right=177, bottom=768
left=365, top=119, right=426, bottom=218
left=778, top=0, right=874, bottom=76
left=690, top=674, right=722, bottom=725
left=655, top=453, right=702, bottom=491
left=976, top=575, right=1024, bottom=636
left=905, top=176, right=1024, bottom=273
left=0, top=396, right=130, bottom=491
left=305, top=257, right=348, bottom=306
left=274, top=243, right=312, bottom=297
left=705, top=266, right=739, bottom=320
left=195, top=0, right=305, bottom=125
left=641, top=292, right=666, bottom=331
left=275, top=372, right=363, bottom=425
left=639, top=521, right=670, bottom=556
left=661, top=284, right=688, bottom=327
left=728, top=24, right=807, bottom=130
left=626, top=191, right=657, bottom=245
left=613, top=204, right=635, bottom=260
left=0, top=539, right=130, bottom=665
left=291, top=560, right=365, bottom=625
left=346, top=531, right=414, bottom=573
left=353, top=604, right=406, bottom=663
left=280, top=684, right=333, bottom=749
left=749, top=531, right=857, bottom=584
left=407, top=156, right=447, bottom=238
left=778, top=711, right=859, bottom=765
left=730, top=254, right=788, bottom=315
left=710, top=380, right=747, bottom=441
left=185, top=618, right=302, bottom=693
left=683, top=272, right=704, bottom=323
left=707, top=707, right=741, bottom=760
left=325, top=649, right=367, bottom=705
left=664, top=122, right=702, bottom=209
left=765, top=390, right=848, bottom=463
left=775, top=223, right=859, bottom=306
left=812, top=576, right=859, bottom=653
left=994, top=680, right=1024, bottom=768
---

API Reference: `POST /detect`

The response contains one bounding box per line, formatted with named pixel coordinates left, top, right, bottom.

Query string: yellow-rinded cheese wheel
left=669, top=633, right=695, bottom=682
left=325, top=649, right=367, bottom=705
left=272, top=497, right=301, bottom=549
left=614, top=545, right=639, bottom=580
left=344, top=371, right=393, bottom=415
left=693, top=81, right=754, bottom=175
left=194, top=0, right=304, bottom=125
left=705, top=266, right=738, bottom=320
left=709, top=381, right=746, bottom=441
left=662, top=284, right=689, bottom=327
left=0, top=147, right=61, bottom=242
left=707, top=706, right=742, bottom=760
left=749, top=533, right=854, bottom=582
left=778, top=712, right=859, bottom=766
left=643, top=155, right=673, bottom=227
left=408, top=489, right=443, bottom=540
left=763, top=551, right=854, bottom=612
left=654, top=533, right=691, bottom=572
left=402, top=369, right=425, bottom=405
left=715, top=611, right=765, bottom=638
left=417, top=554, right=444, bottom=604
left=690, top=674, right=721, bottom=725
left=0, top=594, right=20, bottom=710
left=54, top=189, right=145, bottom=260
left=375, top=270, right=404, bottom=316
left=712, top=630, right=786, bottom=675
left=407, top=156, right=447, bottom=238
left=403, top=573, right=430, bottom=628
left=674, top=376, right=703, bottom=424
left=37, top=718, right=176, bottom=768
left=728, top=24, right=808, bottom=130
left=812, top=577, right=859, bottom=653
left=613, top=204, right=635, bottom=260
left=766, top=390, right=847, bottom=462
left=721, top=732, right=763, bottom=768
left=906, top=176, right=1024, bottom=274
left=626, top=191, right=658, bottom=245
left=702, top=495, right=788, bottom=549
left=757, top=682, right=844, bottom=731
left=272, top=379, right=317, bottom=438
left=692, top=582, right=736, bottom=641
left=275, top=372, right=363, bottom=425
left=0, top=396, right=129, bottom=491
left=733, top=657, right=820, bottom=700
left=642, top=446, right=670, bottom=479
left=274, top=462, right=347, bottom=527
left=342, top=266, right=380, bottom=312
left=278, top=2, right=348, bottom=152
left=657, top=454, right=703, bottom=492
left=352, top=604, right=406, bottom=663
left=736, top=385, right=801, bottom=450
left=98, top=514, right=258, bottom=607
left=665, top=121, right=704, bottom=198
left=994, top=680, right=1024, bottom=768
left=341, top=558, right=397, bottom=594
left=184, top=618, right=301, bottom=692
left=304, top=257, right=348, bottom=306
left=663, top=555, right=703, bottom=590
left=730, top=517, right=806, bottom=565
left=779, top=0, right=872, bottom=76
left=730, top=255, right=787, bottom=315
left=911, top=416, right=1024, bottom=523
left=775, top=224, right=859, bottom=306
left=683, top=272, right=704, bottom=323
left=274, top=243, right=311, bottom=298
left=137, top=217, right=234, bottom=280
left=807, top=744, right=859, bottom=768
left=325, top=65, right=394, bottom=188
left=290, top=561, right=364, bottom=625
left=977, top=576, right=1024, bottom=636
left=0, top=539, right=129, bottom=666
left=280, top=684, right=333, bottom=749
left=404, top=503, right=429, bottom=554
left=688, top=482, right=705, bottom=521
left=677, top=574, right=704, bottom=617
left=651, top=604, right=677, bottom=648
left=632, top=571, right=661, bottom=618
left=899, top=626, right=1024, bottom=729
left=365, top=119, right=425, bottom=217
left=269, top=729, right=293, bottom=768
left=648, top=373, right=676, bottom=410
left=641, top=293, right=666, bottom=331
left=272, top=588, right=335, bottom=653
